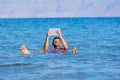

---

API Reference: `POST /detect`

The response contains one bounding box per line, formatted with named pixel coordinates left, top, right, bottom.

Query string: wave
left=0, top=63, right=32, bottom=67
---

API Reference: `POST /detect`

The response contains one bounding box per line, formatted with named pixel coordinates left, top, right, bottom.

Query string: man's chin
left=54, top=45, right=60, bottom=47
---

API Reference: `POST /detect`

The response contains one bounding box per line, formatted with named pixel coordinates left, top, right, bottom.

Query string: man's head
left=52, top=37, right=61, bottom=48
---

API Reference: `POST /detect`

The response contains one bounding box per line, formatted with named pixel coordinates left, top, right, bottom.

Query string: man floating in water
left=44, top=30, right=68, bottom=53
left=21, top=29, right=77, bottom=56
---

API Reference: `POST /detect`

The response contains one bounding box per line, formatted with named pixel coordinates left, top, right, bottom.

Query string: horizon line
left=0, top=16, right=120, bottom=19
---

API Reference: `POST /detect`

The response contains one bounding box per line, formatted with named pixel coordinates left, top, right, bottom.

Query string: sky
left=0, top=0, right=120, bottom=18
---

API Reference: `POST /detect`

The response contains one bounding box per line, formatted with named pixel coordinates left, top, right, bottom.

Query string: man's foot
left=21, top=45, right=30, bottom=56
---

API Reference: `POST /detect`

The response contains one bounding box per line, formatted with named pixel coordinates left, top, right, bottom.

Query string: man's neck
left=54, top=47, right=60, bottom=49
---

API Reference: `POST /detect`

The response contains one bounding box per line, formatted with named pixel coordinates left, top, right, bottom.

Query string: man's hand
left=47, top=30, right=52, bottom=36
left=72, top=47, right=78, bottom=54
left=56, top=30, right=62, bottom=36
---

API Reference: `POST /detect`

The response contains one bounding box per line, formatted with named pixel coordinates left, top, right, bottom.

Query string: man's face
left=53, top=39, right=60, bottom=47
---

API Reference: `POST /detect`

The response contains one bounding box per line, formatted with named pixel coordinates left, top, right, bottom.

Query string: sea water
left=0, top=17, right=120, bottom=80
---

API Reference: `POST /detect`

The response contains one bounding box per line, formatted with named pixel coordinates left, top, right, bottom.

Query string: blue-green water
left=0, top=18, right=120, bottom=80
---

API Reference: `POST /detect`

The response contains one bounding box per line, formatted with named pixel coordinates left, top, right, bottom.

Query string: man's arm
left=44, top=31, right=51, bottom=51
left=57, top=30, right=69, bottom=51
